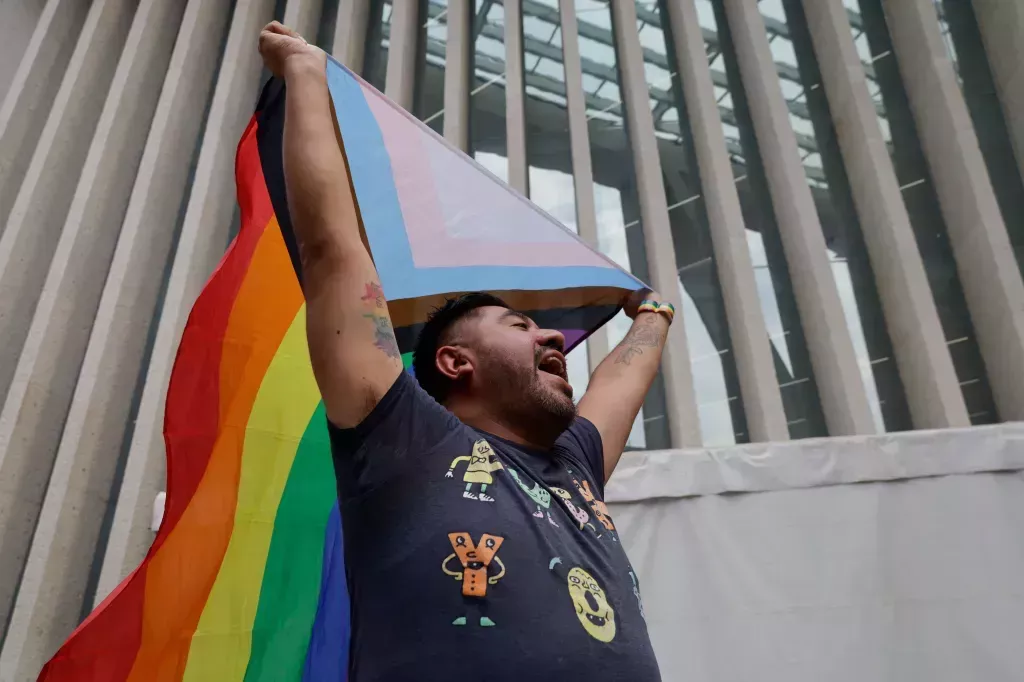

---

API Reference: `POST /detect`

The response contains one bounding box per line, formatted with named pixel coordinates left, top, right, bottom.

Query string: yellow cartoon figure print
left=567, top=567, right=616, bottom=642
left=447, top=439, right=503, bottom=502
left=441, top=532, right=506, bottom=627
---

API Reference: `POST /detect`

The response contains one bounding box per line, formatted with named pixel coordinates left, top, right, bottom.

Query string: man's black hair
left=413, top=292, right=509, bottom=403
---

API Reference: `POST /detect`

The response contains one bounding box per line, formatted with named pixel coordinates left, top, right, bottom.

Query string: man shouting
left=260, top=20, right=673, bottom=681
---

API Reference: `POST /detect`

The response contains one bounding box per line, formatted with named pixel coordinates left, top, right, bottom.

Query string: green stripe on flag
left=243, top=402, right=337, bottom=682
left=401, top=351, right=413, bottom=369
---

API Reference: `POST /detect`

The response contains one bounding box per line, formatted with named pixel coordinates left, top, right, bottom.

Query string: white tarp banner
left=605, top=423, right=1024, bottom=682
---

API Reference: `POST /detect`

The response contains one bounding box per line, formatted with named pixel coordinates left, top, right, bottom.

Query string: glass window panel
left=638, top=1, right=748, bottom=446
left=476, top=34, right=505, bottom=62
left=708, top=0, right=829, bottom=438
left=932, top=0, right=1024, bottom=281
left=846, top=0, right=997, bottom=424
left=486, top=2, right=503, bottom=25
left=414, top=0, right=449, bottom=135
left=549, top=26, right=563, bottom=48
left=362, top=0, right=392, bottom=91
left=643, top=63, right=672, bottom=92
left=573, top=0, right=670, bottom=449
left=695, top=0, right=718, bottom=32
left=758, top=0, right=787, bottom=24
left=533, top=57, right=565, bottom=81
left=581, top=73, right=604, bottom=93
left=523, top=14, right=557, bottom=43
left=767, top=36, right=798, bottom=66
left=576, top=0, right=613, bottom=30
left=778, top=78, right=803, bottom=101
left=577, top=34, right=617, bottom=67
left=470, top=0, right=508, bottom=180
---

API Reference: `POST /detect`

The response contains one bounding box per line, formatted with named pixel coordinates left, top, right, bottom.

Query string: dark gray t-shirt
left=329, top=371, right=661, bottom=682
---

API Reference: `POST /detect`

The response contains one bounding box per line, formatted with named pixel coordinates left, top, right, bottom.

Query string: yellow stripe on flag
left=182, top=305, right=321, bottom=681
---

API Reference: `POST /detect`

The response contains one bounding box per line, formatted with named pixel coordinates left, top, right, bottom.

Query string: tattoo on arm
left=360, top=281, right=386, bottom=308
left=358, top=281, right=400, bottom=359
left=613, top=316, right=665, bottom=366
left=365, top=313, right=401, bottom=359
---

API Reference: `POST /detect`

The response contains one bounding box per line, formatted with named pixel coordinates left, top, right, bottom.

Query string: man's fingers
left=263, top=20, right=305, bottom=40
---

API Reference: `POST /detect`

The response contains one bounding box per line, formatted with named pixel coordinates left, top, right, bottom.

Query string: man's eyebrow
left=499, top=309, right=534, bottom=326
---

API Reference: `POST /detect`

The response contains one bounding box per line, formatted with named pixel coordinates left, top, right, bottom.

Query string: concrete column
left=798, top=0, right=968, bottom=429
left=719, top=0, right=875, bottom=436
left=664, top=0, right=788, bottom=442
left=0, top=0, right=139, bottom=636
left=0, top=0, right=47, bottom=102
left=0, top=0, right=199, bottom=669
left=609, top=0, right=701, bottom=447
left=283, top=0, right=323, bottom=40
left=333, top=0, right=371, bottom=69
left=94, top=0, right=279, bottom=604
left=0, top=0, right=92, bottom=233
left=443, top=0, right=471, bottom=150
left=971, top=0, right=1024, bottom=194
left=0, top=0, right=231, bottom=667
left=0, top=0, right=137, bottom=406
left=558, top=0, right=607, bottom=371
left=384, top=0, right=418, bottom=109
left=504, top=0, right=528, bottom=194
left=883, top=0, right=1024, bottom=421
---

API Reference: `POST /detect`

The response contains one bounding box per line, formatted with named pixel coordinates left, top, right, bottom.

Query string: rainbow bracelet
left=637, top=299, right=675, bottom=323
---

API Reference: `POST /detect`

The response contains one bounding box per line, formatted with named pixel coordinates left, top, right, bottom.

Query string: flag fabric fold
left=39, top=57, right=642, bottom=681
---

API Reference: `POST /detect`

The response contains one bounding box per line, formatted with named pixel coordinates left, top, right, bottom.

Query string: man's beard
left=487, top=347, right=576, bottom=445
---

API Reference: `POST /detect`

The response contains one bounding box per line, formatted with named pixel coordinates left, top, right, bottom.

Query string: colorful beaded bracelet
left=637, top=299, right=675, bottom=322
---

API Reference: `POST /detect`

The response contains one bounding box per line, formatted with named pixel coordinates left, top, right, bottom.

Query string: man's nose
left=536, top=327, right=565, bottom=352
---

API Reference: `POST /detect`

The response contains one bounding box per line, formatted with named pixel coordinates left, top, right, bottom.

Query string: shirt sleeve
left=328, top=371, right=462, bottom=497
left=556, top=416, right=606, bottom=495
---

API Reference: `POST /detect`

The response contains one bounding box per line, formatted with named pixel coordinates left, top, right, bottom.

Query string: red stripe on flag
left=36, top=114, right=275, bottom=680
left=160, top=114, right=273, bottom=542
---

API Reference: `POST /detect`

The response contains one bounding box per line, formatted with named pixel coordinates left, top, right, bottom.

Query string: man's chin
left=540, top=370, right=574, bottom=399
left=543, top=388, right=578, bottom=423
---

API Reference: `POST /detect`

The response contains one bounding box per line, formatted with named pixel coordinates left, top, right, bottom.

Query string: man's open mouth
left=538, top=351, right=568, bottom=382
left=585, top=613, right=607, bottom=627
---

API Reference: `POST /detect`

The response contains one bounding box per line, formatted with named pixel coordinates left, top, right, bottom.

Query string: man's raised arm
left=576, top=290, right=672, bottom=481
left=260, top=22, right=402, bottom=428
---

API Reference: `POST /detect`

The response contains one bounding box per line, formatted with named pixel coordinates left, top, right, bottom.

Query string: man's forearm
left=577, top=309, right=670, bottom=478
left=282, top=56, right=364, bottom=268
left=590, top=312, right=669, bottom=389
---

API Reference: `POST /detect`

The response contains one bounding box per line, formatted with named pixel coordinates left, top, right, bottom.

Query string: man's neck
left=446, top=400, right=555, bottom=451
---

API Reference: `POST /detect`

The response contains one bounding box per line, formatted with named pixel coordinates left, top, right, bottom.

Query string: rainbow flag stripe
left=39, top=58, right=641, bottom=681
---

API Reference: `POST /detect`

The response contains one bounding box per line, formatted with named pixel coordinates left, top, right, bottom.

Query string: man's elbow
left=299, top=233, right=364, bottom=280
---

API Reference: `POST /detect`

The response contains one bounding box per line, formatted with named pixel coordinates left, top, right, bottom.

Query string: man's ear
left=436, top=345, right=474, bottom=382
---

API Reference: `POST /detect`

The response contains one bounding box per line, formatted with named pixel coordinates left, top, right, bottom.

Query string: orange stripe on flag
left=126, top=223, right=303, bottom=682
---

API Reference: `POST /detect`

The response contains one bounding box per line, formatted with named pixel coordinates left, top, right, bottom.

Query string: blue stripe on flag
left=326, top=60, right=416, bottom=277
left=387, top=264, right=640, bottom=301
left=302, top=501, right=349, bottom=681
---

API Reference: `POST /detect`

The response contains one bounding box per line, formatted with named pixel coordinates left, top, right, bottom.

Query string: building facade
left=0, top=0, right=1022, bottom=674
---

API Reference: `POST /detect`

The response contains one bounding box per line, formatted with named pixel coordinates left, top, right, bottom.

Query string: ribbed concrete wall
left=0, top=0, right=1022, bottom=677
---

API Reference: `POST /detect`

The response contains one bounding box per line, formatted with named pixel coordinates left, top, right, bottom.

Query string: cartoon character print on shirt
left=549, top=558, right=616, bottom=643
left=446, top=439, right=503, bottom=502
left=441, top=532, right=505, bottom=627
left=629, top=571, right=646, bottom=622
left=550, top=486, right=592, bottom=531
left=569, top=469, right=616, bottom=541
left=508, top=467, right=558, bottom=527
